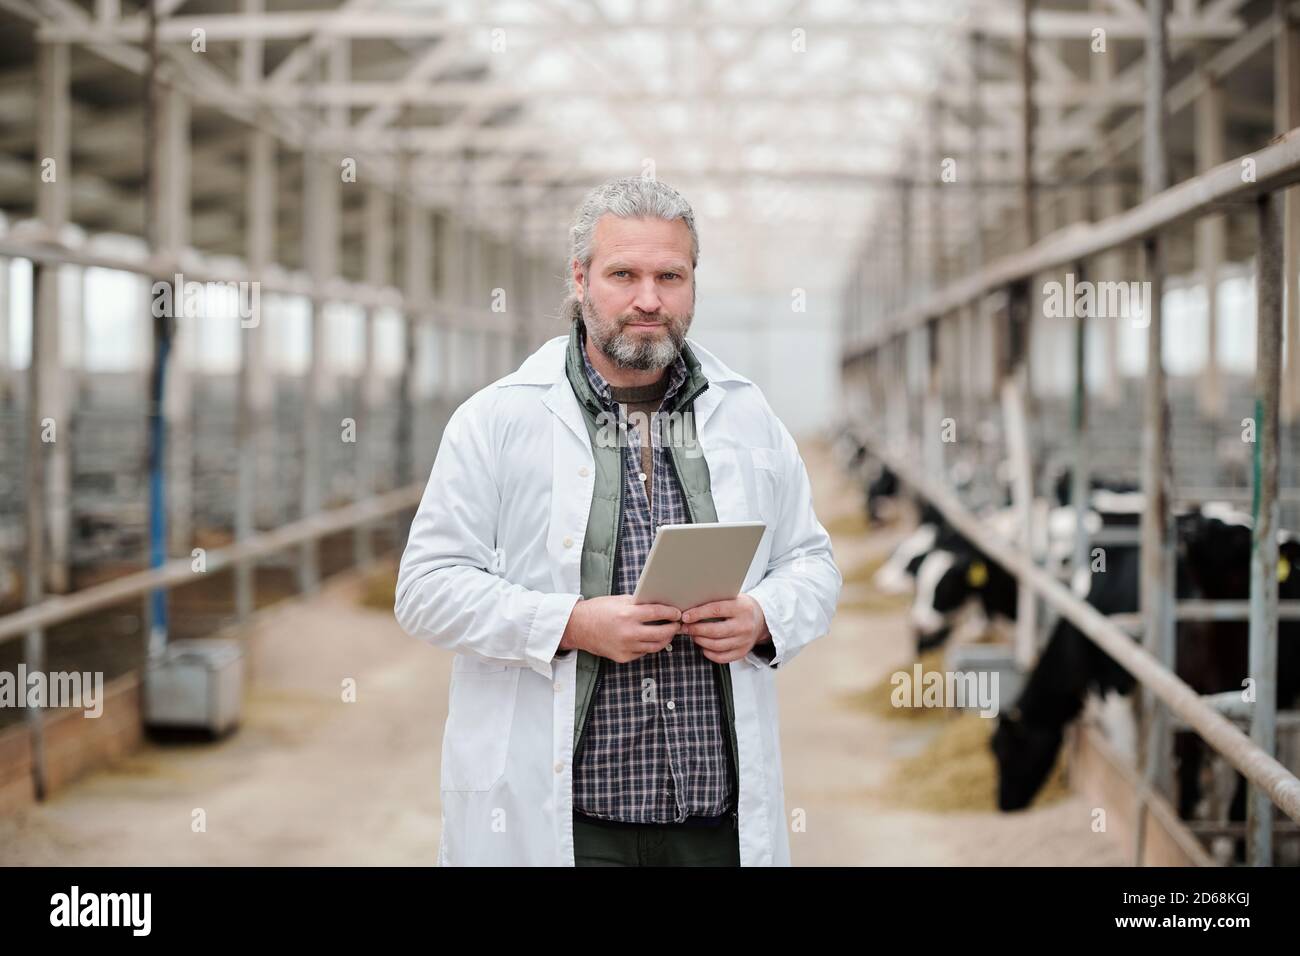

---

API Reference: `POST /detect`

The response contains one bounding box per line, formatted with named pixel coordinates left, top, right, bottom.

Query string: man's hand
left=679, top=594, right=770, bottom=664
left=559, top=595, right=681, bottom=664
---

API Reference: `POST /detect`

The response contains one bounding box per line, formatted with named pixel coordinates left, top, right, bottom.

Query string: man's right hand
left=558, top=595, right=682, bottom=663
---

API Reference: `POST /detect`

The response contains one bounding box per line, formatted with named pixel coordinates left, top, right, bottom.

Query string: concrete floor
left=0, top=437, right=1125, bottom=866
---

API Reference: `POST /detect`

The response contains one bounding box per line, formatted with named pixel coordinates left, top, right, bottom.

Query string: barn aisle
left=0, top=435, right=1130, bottom=867
left=785, top=439, right=1127, bottom=866
left=0, top=572, right=446, bottom=866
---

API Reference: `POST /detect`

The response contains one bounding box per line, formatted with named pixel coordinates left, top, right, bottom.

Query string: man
left=395, top=177, right=841, bottom=866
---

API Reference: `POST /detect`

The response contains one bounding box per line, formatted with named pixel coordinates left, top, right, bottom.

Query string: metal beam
left=842, top=126, right=1300, bottom=358
left=36, top=10, right=1248, bottom=43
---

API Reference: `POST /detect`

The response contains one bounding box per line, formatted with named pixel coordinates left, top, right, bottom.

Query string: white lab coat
left=394, top=332, right=842, bottom=866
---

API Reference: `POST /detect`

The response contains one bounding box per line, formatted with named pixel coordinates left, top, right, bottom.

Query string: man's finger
left=634, top=604, right=682, bottom=623
left=682, top=620, right=740, bottom=640
left=681, top=600, right=735, bottom=624
left=636, top=622, right=682, bottom=644
left=699, top=646, right=747, bottom=664
left=690, top=632, right=749, bottom=650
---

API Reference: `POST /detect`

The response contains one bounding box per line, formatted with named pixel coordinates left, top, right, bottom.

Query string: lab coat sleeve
left=742, top=419, right=842, bottom=671
left=394, top=395, right=582, bottom=680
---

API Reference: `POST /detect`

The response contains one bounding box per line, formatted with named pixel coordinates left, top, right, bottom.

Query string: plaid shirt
left=571, top=336, right=736, bottom=824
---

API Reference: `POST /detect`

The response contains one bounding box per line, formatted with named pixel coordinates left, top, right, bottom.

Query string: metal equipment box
left=144, top=638, right=244, bottom=735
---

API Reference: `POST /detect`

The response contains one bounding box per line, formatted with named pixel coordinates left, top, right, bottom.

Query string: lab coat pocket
left=704, top=446, right=749, bottom=523
left=749, top=447, right=783, bottom=527
left=441, top=670, right=519, bottom=791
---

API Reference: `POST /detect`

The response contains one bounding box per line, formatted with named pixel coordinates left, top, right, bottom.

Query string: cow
left=990, top=542, right=1145, bottom=812
left=872, top=502, right=950, bottom=595
left=992, top=511, right=1300, bottom=848
left=865, top=462, right=900, bottom=525
left=1171, top=515, right=1300, bottom=860
left=906, top=499, right=1129, bottom=653
left=910, top=542, right=1019, bottom=652
left=1050, top=467, right=1139, bottom=508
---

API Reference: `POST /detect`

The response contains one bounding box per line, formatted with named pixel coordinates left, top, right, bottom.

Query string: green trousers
left=573, top=811, right=740, bottom=867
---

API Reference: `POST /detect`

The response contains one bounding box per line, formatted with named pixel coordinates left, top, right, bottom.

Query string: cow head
left=991, top=706, right=1063, bottom=811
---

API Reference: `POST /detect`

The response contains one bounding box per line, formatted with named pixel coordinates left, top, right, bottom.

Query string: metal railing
left=841, top=123, right=1300, bottom=863
left=0, top=225, right=544, bottom=801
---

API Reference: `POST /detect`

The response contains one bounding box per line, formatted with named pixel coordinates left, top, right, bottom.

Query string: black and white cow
left=1171, top=513, right=1300, bottom=858
left=865, top=463, right=900, bottom=525
left=992, top=511, right=1300, bottom=833
left=1050, top=468, right=1139, bottom=508
left=906, top=500, right=1122, bottom=652
left=990, top=542, right=1145, bottom=811
left=872, top=502, right=949, bottom=595
left=909, top=541, right=1019, bottom=652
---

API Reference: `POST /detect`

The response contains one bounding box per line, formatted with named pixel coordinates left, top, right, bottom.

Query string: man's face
left=575, top=214, right=695, bottom=371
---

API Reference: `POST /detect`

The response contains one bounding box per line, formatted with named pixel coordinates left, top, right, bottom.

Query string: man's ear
left=571, top=258, right=586, bottom=298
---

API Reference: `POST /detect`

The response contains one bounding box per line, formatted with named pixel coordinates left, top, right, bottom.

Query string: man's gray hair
left=560, top=177, right=699, bottom=323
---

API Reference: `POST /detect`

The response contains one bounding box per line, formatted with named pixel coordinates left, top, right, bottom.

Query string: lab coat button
left=562, top=536, right=573, bottom=548
left=578, top=466, right=589, bottom=477
left=553, top=681, right=562, bottom=691
left=554, top=762, right=564, bottom=773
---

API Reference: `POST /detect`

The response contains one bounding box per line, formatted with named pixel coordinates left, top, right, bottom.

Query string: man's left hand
left=679, top=595, right=770, bottom=664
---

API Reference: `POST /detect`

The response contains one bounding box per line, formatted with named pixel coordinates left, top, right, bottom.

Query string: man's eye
left=662, top=273, right=680, bottom=280
left=612, top=270, right=630, bottom=278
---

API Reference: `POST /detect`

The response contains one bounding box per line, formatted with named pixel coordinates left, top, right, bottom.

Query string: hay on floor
left=880, top=712, right=1070, bottom=813
left=840, top=650, right=953, bottom=721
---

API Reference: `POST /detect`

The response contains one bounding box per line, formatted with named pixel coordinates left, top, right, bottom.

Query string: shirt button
left=637, top=472, right=647, bottom=481
left=553, top=681, right=562, bottom=691
left=562, top=536, right=573, bottom=548
left=578, top=466, right=589, bottom=477
left=666, top=700, right=676, bottom=711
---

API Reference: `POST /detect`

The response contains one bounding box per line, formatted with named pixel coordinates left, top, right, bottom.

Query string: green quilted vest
left=562, top=317, right=741, bottom=786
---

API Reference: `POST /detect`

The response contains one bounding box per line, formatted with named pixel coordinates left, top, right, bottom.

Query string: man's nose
left=630, top=278, right=663, bottom=313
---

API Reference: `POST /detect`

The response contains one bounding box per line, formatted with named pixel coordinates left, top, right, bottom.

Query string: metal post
left=35, top=39, right=69, bottom=598
left=1003, top=279, right=1036, bottom=667
left=143, top=0, right=171, bottom=658
left=1136, top=0, right=1174, bottom=867
left=1248, top=188, right=1283, bottom=866
left=1071, top=260, right=1091, bottom=578
left=1020, top=0, right=1038, bottom=250
left=898, top=178, right=912, bottom=308
left=1276, top=0, right=1300, bottom=422
left=236, top=121, right=273, bottom=621
left=298, top=150, right=324, bottom=594
left=968, top=31, right=985, bottom=276
left=357, top=184, right=390, bottom=569
left=395, top=150, right=426, bottom=544
left=923, top=318, right=944, bottom=478
left=929, top=96, right=944, bottom=291
left=161, top=86, right=192, bottom=564
left=1196, top=70, right=1226, bottom=417
left=25, top=266, right=49, bottom=801
left=1096, top=180, right=1125, bottom=408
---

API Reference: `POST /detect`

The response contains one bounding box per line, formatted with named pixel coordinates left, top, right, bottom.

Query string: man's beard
left=581, top=293, right=692, bottom=371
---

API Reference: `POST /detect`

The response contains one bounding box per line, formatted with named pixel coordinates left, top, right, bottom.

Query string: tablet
left=631, top=521, right=766, bottom=618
